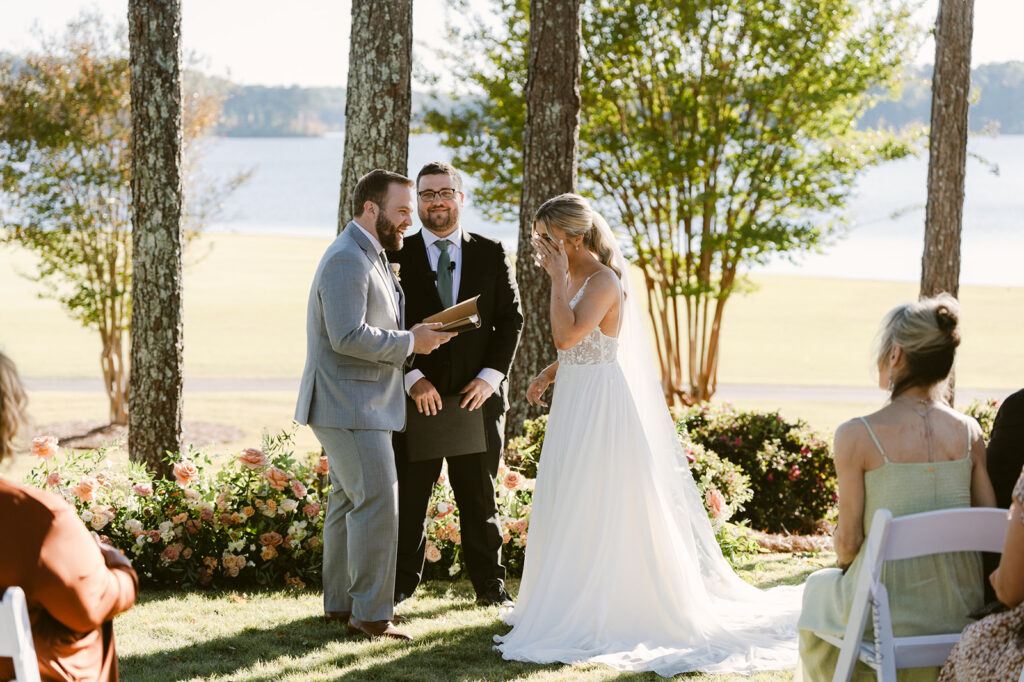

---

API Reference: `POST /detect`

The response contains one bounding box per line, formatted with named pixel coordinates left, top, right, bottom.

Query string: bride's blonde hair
left=0, top=352, right=28, bottom=463
left=534, top=193, right=621, bottom=280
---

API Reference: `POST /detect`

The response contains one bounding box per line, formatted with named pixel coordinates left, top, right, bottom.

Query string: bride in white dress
left=494, top=193, right=802, bottom=676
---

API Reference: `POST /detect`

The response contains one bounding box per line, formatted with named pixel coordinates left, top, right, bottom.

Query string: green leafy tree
left=424, top=0, right=920, bottom=403
left=0, top=14, right=234, bottom=424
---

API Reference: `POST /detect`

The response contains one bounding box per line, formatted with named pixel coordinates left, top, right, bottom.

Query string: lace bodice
left=557, top=275, right=619, bottom=366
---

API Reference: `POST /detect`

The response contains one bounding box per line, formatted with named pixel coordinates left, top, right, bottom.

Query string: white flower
left=160, top=531, right=175, bottom=543
left=80, top=510, right=94, bottom=522
left=436, top=502, right=449, bottom=515
left=247, top=560, right=255, bottom=567
left=227, top=539, right=245, bottom=553
left=124, top=519, right=143, bottom=534
left=135, top=535, right=147, bottom=547
left=158, top=521, right=173, bottom=534
left=260, top=507, right=276, bottom=518
left=448, top=563, right=461, bottom=576
left=249, top=544, right=256, bottom=551
left=280, top=499, right=298, bottom=513
left=183, top=488, right=200, bottom=501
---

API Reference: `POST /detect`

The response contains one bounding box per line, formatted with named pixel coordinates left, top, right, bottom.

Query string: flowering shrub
left=504, top=415, right=546, bottom=479
left=25, top=431, right=327, bottom=589
left=964, top=398, right=999, bottom=441
left=678, top=403, right=836, bottom=534
left=681, top=438, right=753, bottom=524
left=420, top=460, right=534, bottom=580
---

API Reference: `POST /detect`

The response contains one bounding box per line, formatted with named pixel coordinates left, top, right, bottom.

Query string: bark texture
left=128, top=0, right=184, bottom=479
left=337, top=0, right=413, bottom=231
left=922, top=0, right=974, bottom=299
left=506, top=0, right=582, bottom=442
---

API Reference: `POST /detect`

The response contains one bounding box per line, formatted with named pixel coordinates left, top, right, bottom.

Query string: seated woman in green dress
left=796, top=293, right=997, bottom=682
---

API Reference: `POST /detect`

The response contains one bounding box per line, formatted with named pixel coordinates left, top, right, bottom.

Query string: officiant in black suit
left=389, top=162, right=523, bottom=607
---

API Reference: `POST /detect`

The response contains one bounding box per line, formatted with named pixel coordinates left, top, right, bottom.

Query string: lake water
left=200, top=133, right=1024, bottom=286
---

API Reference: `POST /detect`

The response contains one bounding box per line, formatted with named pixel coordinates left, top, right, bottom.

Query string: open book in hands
left=422, top=295, right=481, bottom=333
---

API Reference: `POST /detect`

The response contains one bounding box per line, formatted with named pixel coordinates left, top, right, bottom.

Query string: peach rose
left=290, top=479, right=307, bottom=499
left=502, top=471, right=524, bottom=490
left=236, top=448, right=270, bottom=470
left=302, top=502, right=321, bottom=518
left=433, top=502, right=452, bottom=519
left=242, top=506, right=255, bottom=517
left=218, top=512, right=235, bottom=526
left=161, top=545, right=181, bottom=562
left=705, top=489, right=726, bottom=518
left=315, top=455, right=329, bottom=476
left=45, top=471, right=62, bottom=487
left=502, top=531, right=511, bottom=544
left=424, top=542, right=442, bottom=563
left=200, top=508, right=215, bottom=523
left=264, top=467, right=289, bottom=492
left=173, top=461, right=199, bottom=488
left=70, top=476, right=99, bottom=503
left=260, top=546, right=278, bottom=561
left=31, top=436, right=59, bottom=459
left=133, top=482, right=153, bottom=497
left=305, top=536, right=321, bottom=550
left=259, top=531, right=284, bottom=547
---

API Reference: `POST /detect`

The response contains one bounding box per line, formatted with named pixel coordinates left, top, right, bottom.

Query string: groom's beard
left=375, top=212, right=405, bottom=251
left=419, top=202, right=460, bottom=234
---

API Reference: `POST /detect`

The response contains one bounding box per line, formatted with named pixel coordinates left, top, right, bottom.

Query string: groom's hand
left=410, top=378, right=443, bottom=415
left=459, top=378, right=494, bottom=411
left=411, top=322, right=457, bottom=355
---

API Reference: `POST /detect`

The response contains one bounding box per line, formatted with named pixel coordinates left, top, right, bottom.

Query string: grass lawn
left=116, top=552, right=833, bottom=682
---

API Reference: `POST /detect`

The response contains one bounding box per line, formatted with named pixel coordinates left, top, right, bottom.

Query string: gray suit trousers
left=311, top=425, right=397, bottom=622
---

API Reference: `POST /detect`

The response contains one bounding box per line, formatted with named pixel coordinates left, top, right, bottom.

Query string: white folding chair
left=818, top=506, right=1009, bottom=682
left=0, top=587, right=40, bottom=682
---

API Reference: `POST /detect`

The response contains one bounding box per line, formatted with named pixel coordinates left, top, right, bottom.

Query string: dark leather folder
left=404, top=395, right=488, bottom=461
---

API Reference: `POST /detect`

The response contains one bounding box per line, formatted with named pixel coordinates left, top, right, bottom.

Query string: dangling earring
left=887, top=375, right=894, bottom=392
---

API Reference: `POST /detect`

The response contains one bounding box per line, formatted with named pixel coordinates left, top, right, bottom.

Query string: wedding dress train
left=494, top=275, right=802, bottom=676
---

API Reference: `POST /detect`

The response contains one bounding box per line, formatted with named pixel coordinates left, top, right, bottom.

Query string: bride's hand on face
left=532, top=233, right=568, bottom=280
left=526, top=372, right=553, bottom=407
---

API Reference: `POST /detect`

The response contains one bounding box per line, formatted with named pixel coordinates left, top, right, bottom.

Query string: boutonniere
left=389, top=263, right=401, bottom=281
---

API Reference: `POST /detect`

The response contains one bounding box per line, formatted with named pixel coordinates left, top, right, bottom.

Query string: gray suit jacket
left=294, top=222, right=412, bottom=431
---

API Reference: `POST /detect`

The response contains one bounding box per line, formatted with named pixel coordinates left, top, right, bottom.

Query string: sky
left=0, top=0, right=1022, bottom=88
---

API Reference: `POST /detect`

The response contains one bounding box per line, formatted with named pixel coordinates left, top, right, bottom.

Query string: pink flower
left=788, top=465, right=801, bottom=481
left=437, top=473, right=446, bottom=485
left=259, top=531, right=283, bottom=547
left=161, top=545, right=181, bottom=562
left=31, top=436, right=59, bottom=459
left=173, top=461, right=199, bottom=488
left=70, top=476, right=99, bottom=503
left=503, top=471, right=524, bottom=490
left=236, top=448, right=269, bottom=470
left=314, top=456, right=329, bottom=476
left=264, top=467, right=289, bottom=492
left=425, top=542, right=442, bottom=563
left=302, top=502, right=321, bottom=518
left=133, top=482, right=153, bottom=497
left=45, top=471, right=62, bottom=487
left=290, top=479, right=307, bottom=499
left=200, top=508, right=215, bottom=523
left=432, top=502, right=452, bottom=519
left=684, top=448, right=696, bottom=464
left=706, top=489, right=726, bottom=518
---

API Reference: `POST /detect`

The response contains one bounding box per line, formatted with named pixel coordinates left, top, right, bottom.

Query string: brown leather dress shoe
left=347, top=616, right=413, bottom=641
left=324, top=611, right=351, bottom=623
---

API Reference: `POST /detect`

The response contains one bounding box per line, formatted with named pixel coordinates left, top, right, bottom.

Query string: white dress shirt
left=355, top=223, right=415, bottom=358
left=405, top=226, right=504, bottom=395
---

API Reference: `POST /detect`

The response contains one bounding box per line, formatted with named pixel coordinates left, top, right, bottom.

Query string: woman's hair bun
left=934, top=302, right=959, bottom=341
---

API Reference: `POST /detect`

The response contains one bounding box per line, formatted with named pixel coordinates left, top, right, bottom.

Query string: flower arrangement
left=25, top=431, right=327, bottom=589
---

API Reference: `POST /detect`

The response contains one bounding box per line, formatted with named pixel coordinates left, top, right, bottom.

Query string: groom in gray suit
left=295, top=169, right=455, bottom=641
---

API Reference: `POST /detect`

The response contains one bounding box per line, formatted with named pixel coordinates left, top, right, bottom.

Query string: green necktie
left=436, top=239, right=453, bottom=308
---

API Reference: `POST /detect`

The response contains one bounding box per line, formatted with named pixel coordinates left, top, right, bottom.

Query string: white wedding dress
left=495, top=269, right=803, bottom=676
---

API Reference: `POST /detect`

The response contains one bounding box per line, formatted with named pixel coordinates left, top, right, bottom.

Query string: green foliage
left=423, top=0, right=922, bottom=401
left=0, top=12, right=237, bottom=423
left=679, top=403, right=836, bottom=534
left=964, top=398, right=1000, bottom=441
left=504, top=413, right=546, bottom=478
left=682, top=437, right=754, bottom=523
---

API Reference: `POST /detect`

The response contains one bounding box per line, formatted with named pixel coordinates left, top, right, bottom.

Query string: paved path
left=22, top=377, right=1015, bottom=404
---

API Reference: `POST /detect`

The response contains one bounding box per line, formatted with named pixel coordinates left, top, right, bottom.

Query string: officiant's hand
left=410, top=377, right=443, bottom=415
left=459, top=378, right=493, bottom=411
left=411, top=322, right=457, bottom=355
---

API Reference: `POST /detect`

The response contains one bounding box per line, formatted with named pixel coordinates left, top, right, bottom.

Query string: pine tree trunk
left=337, top=0, right=412, bottom=233
left=128, top=0, right=184, bottom=479
left=506, top=0, right=582, bottom=442
left=922, top=0, right=974, bottom=300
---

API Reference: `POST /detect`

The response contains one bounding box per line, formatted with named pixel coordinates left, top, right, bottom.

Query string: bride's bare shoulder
left=585, top=265, right=621, bottom=296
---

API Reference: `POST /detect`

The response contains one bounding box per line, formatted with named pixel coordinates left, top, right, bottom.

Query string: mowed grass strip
left=116, top=552, right=831, bottom=682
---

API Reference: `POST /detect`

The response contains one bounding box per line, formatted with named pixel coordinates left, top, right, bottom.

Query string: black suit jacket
left=389, top=229, right=523, bottom=418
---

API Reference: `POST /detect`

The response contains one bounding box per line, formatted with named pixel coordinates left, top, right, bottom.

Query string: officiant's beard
left=375, top=212, right=405, bottom=251
left=419, top=202, right=460, bottom=235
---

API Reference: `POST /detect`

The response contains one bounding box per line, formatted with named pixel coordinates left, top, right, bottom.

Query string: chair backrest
left=0, top=587, right=40, bottom=682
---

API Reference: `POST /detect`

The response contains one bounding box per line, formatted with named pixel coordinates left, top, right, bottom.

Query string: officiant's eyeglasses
left=418, top=188, right=458, bottom=201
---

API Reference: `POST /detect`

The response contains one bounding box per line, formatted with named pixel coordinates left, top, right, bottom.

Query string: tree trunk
left=128, top=0, right=184, bottom=479
left=922, top=0, right=974, bottom=300
left=506, top=0, right=582, bottom=442
left=337, top=0, right=412, bottom=233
